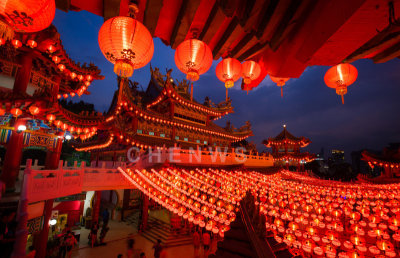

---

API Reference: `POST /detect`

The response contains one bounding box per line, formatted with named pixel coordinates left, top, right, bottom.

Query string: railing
left=25, top=160, right=132, bottom=203
left=135, top=147, right=274, bottom=168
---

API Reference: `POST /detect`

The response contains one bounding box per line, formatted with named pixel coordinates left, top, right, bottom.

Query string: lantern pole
left=341, top=94, right=344, bottom=104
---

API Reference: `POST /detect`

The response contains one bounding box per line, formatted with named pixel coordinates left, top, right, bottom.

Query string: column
left=45, top=133, right=63, bottom=170
left=1, top=119, right=26, bottom=191
left=92, top=191, right=101, bottom=224
left=13, top=52, right=33, bottom=94
left=33, top=199, right=54, bottom=258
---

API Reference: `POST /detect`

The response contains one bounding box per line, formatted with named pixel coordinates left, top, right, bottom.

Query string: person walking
left=65, top=231, right=77, bottom=258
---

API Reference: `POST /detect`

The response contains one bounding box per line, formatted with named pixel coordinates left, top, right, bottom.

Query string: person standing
left=152, top=239, right=162, bottom=258
left=65, top=231, right=77, bottom=258
left=193, top=229, right=200, bottom=257
left=202, top=231, right=210, bottom=255
left=89, top=222, right=98, bottom=248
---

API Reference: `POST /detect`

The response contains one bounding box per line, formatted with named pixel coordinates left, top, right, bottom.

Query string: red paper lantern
left=0, top=38, right=5, bottom=46
left=70, top=92, right=75, bottom=97
left=76, top=128, right=82, bottom=134
left=63, top=93, right=68, bottom=98
left=70, top=72, right=77, bottom=80
left=57, top=64, right=65, bottom=72
left=0, top=0, right=55, bottom=40
left=10, top=107, right=22, bottom=117
left=11, top=39, right=21, bottom=48
left=324, top=63, right=358, bottom=104
left=270, top=76, right=290, bottom=97
left=85, top=81, right=91, bottom=87
left=61, top=123, right=68, bottom=131
left=0, top=107, right=5, bottom=116
left=175, top=39, right=213, bottom=81
left=46, top=114, right=55, bottom=122
left=77, top=74, right=84, bottom=81
left=86, top=75, right=93, bottom=81
left=98, top=16, right=154, bottom=78
left=52, top=56, right=60, bottom=64
left=26, top=39, right=37, bottom=48
left=68, top=126, right=75, bottom=132
left=28, top=105, right=39, bottom=115
left=216, top=58, right=241, bottom=89
left=242, top=61, right=261, bottom=84
left=47, top=45, right=55, bottom=53
left=54, top=120, right=62, bottom=127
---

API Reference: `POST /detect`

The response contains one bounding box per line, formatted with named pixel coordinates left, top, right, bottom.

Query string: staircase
left=141, top=216, right=193, bottom=247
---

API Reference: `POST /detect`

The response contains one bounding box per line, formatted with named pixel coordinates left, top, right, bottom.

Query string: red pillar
left=92, top=191, right=101, bottom=224
left=1, top=119, right=26, bottom=191
left=45, top=134, right=63, bottom=169
left=13, top=52, right=33, bottom=94
left=33, top=199, right=54, bottom=258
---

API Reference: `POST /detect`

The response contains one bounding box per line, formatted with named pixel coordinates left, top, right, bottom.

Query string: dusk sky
left=54, top=10, right=400, bottom=160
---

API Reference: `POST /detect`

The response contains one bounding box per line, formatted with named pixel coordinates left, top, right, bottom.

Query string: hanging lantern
left=61, top=123, right=68, bottom=131
left=26, top=39, right=37, bottom=48
left=54, top=120, right=62, bottom=128
left=47, top=44, right=55, bottom=54
left=98, top=16, right=154, bottom=78
left=270, top=76, right=290, bottom=97
left=68, top=126, right=75, bottom=132
left=242, top=61, right=261, bottom=84
left=86, top=75, right=93, bottom=81
left=70, top=72, right=77, bottom=80
left=11, top=39, right=21, bottom=48
left=63, top=93, right=68, bottom=98
left=175, top=39, right=213, bottom=81
left=28, top=105, right=39, bottom=115
left=57, top=64, right=65, bottom=72
left=70, top=92, right=75, bottom=97
left=0, top=38, right=5, bottom=46
left=76, top=128, right=82, bottom=134
left=57, top=94, right=61, bottom=99
left=85, top=81, right=91, bottom=87
left=0, top=0, right=55, bottom=41
left=10, top=107, right=22, bottom=117
left=216, top=58, right=241, bottom=88
left=52, top=56, right=60, bottom=64
left=46, top=114, right=55, bottom=122
left=324, top=63, right=358, bottom=104
left=0, top=107, right=5, bottom=116
left=77, top=74, right=84, bottom=81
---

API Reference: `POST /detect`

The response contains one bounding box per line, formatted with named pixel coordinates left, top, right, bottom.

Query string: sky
left=53, top=10, right=400, bottom=161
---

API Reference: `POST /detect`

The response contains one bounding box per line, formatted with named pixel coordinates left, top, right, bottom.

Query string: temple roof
left=362, top=145, right=400, bottom=165
left=262, top=126, right=311, bottom=148
left=57, top=0, right=400, bottom=81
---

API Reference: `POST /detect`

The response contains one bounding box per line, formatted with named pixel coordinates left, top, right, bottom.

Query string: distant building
left=331, top=149, right=345, bottom=163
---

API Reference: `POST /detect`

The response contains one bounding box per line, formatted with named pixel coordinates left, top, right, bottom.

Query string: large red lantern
left=0, top=0, right=55, bottom=40
left=324, top=63, right=358, bottom=104
left=10, top=107, right=22, bottom=117
left=98, top=16, right=154, bottom=78
left=242, top=61, right=261, bottom=85
left=28, top=105, right=40, bottom=115
left=216, top=58, right=241, bottom=100
left=270, top=76, right=290, bottom=97
left=175, top=39, right=213, bottom=81
left=46, top=114, right=55, bottom=122
left=0, top=107, right=5, bottom=116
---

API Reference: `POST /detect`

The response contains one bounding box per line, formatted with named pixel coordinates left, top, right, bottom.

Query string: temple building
left=362, top=143, right=400, bottom=178
left=73, top=67, right=253, bottom=162
left=262, top=125, right=315, bottom=169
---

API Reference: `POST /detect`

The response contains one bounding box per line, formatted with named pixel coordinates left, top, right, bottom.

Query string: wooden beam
left=269, top=0, right=302, bottom=51
left=143, top=0, right=164, bottom=36
left=55, top=0, right=71, bottom=12
left=230, top=32, right=255, bottom=57
left=103, top=0, right=122, bottom=21
left=170, top=0, right=202, bottom=48
left=237, top=0, right=256, bottom=27
left=238, top=42, right=269, bottom=61
left=212, top=17, right=239, bottom=57
left=198, top=2, right=219, bottom=41
left=344, top=26, right=400, bottom=63
left=256, top=0, right=279, bottom=39
left=372, top=40, right=400, bottom=63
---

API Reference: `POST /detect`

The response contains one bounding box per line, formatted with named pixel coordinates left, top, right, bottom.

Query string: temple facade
left=362, top=143, right=400, bottom=178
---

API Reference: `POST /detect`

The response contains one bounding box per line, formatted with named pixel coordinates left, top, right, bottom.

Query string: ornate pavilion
left=263, top=125, right=315, bottom=170
left=1, top=0, right=400, bottom=258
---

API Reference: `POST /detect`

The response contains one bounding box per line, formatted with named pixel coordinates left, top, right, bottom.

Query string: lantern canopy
left=216, top=58, right=242, bottom=88
left=0, top=0, right=55, bottom=39
left=324, top=63, right=358, bottom=104
left=270, top=76, right=290, bottom=97
left=174, top=39, right=213, bottom=81
left=98, top=16, right=154, bottom=78
left=242, top=61, right=261, bottom=85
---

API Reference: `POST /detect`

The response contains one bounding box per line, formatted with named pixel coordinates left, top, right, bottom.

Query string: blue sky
left=54, top=10, right=400, bottom=160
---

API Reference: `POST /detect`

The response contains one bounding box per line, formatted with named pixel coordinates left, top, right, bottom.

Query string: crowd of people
left=193, top=227, right=216, bottom=257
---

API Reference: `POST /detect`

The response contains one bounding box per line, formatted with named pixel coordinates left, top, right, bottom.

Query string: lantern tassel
left=341, top=94, right=344, bottom=104
left=281, top=87, right=283, bottom=98
left=247, top=90, right=248, bottom=95
left=226, top=88, right=228, bottom=101
left=191, top=83, right=193, bottom=101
